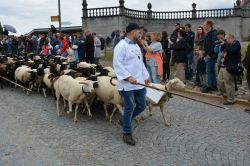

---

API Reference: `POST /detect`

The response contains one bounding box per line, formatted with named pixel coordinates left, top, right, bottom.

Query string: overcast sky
left=0, top=0, right=236, bottom=35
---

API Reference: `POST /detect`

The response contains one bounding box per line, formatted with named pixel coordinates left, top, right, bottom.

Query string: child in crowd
left=196, top=47, right=207, bottom=88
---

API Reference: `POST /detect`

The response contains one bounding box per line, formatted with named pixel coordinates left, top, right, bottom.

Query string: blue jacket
left=204, top=29, right=218, bottom=59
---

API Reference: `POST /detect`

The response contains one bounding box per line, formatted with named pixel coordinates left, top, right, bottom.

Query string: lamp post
left=58, top=0, right=62, bottom=34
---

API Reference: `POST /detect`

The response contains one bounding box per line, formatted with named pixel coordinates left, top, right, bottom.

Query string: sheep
left=0, top=63, right=7, bottom=89
left=93, top=76, right=123, bottom=122
left=14, top=65, right=37, bottom=95
left=78, top=62, right=92, bottom=68
left=103, top=66, right=116, bottom=77
left=54, top=75, right=95, bottom=122
left=138, top=78, right=186, bottom=126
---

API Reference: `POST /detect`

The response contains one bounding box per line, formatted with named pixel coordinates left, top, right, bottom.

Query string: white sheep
left=93, top=76, right=123, bottom=122
left=103, top=66, right=116, bottom=77
left=54, top=75, right=95, bottom=122
left=78, top=62, right=92, bottom=68
left=14, top=65, right=37, bottom=95
left=138, top=78, right=186, bottom=126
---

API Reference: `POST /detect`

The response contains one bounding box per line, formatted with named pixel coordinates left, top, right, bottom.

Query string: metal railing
left=83, top=6, right=250, bottom=19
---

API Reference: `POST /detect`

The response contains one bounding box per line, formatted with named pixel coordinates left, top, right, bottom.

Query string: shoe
left=223, top=101, right=235, bottom=105
left=211, top=86, right=218, bottom=91
left=123, top=133, right=136, bottom=146
left=194, top=82, right=200, bottom=86
left=201, top=86, right=211, bottom=93
left=244, top=109, right=250, bottom=112
left=118, top=119, right=123, bottom=127
left=217, top=92, right=227, bottom=98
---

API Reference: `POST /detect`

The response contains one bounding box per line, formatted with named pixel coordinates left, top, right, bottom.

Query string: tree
left=0, top=22, right=3, bottom=38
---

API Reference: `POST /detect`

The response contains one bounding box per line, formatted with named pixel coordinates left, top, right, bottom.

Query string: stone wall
left=83, top=16, right=249, bottom=41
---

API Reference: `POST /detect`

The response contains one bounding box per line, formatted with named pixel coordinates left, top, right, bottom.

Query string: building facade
left=82, top=0, right=250, bottom=41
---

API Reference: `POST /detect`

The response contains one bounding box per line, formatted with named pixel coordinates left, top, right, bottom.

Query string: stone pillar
left=192, top=3, right=197, bottom=19
left=82, top=0, right=88, bottom=31
left=147, top=3, right=152, bottom=19
left=119, top=0, right=125, bottom=15
left=234, top=0, right=242, bottom=17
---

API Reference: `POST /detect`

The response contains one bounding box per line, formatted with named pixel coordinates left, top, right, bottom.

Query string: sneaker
left=123, top=133, right=136, bottom=146
left=201, top=86, right=211, bottom=93
left=194, top=82, right=200, bottom=86
left=244, top=109, right=250, bottom=112
left=211, top=86, right=218, bottom=91
left=118, top=119, right=123, bottom=127
left=223, top=101, right=235, bottom=105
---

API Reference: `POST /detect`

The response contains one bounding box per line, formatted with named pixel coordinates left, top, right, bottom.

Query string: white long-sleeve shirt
left=113, top=37, right=149, bottom=91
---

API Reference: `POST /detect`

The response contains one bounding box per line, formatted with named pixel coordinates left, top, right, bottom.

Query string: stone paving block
left=0, top=87, right=250, bottom=165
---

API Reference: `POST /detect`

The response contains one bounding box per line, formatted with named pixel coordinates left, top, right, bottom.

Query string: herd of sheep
left=0, top=53, right=185, bottom=126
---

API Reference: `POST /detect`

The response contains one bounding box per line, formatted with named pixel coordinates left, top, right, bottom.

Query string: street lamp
left=58, top=0, right=62, bottom=34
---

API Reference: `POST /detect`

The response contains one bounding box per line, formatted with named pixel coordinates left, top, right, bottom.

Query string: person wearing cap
left=113, top=23, right=150, bottom=146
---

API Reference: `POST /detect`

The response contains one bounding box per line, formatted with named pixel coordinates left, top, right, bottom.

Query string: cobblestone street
left=0, top=87, right=250, bottom=166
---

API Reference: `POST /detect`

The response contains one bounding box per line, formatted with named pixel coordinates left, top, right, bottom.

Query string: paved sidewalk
left=0, top=87, right=250, bottom=166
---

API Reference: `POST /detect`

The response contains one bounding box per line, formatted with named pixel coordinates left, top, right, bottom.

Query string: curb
left=172, top=89, right=250, bottom=108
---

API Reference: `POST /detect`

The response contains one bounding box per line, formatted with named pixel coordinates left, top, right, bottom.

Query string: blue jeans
left=61, top=51, right=68, bottom=57
left=206, top=58, right=217, bottom=87
left=186, top=51, right=194, bottom=80
left=146, top=56, right=159, bottom=83
left=74, top=50, right=79, bottom=63
left=119, top=88, right=147, bottom=134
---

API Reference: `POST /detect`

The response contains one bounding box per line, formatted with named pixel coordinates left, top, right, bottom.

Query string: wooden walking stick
left=137, top=82, right=229, bottom=110
left=0, top=75, right=32, bottom=92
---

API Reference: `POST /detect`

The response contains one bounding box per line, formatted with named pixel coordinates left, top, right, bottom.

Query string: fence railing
left=83, top=7, right=250, bottom=19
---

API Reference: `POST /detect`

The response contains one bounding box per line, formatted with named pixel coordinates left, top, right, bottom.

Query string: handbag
left=226, top=63, right=244, bottom=75
left=66, top=47, right=74, bottom=55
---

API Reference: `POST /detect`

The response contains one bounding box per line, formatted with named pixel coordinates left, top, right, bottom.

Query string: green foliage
left=0, top=22, right=3, bottom=35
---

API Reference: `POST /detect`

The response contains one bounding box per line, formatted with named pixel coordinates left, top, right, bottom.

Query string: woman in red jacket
left=60, top=35, right=69, bottom=57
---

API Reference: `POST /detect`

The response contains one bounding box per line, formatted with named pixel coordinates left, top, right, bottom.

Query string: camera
left=215, top=40, right=223, bottom=45
left=215, top=39, right=226, bottom=45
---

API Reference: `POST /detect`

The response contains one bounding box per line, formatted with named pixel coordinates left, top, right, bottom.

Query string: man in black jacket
left=170, top=23, right=180, bottom=43
left=218, top=34, right=241, bottom=105
left=201, top=20, right=218, bottom=93
left=184, top=23, right=195, bottom=80
left=84, top=31, right=95, bottom=63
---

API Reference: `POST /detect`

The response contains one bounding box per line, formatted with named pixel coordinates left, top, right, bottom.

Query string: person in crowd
left=84, top=31, right=95, bottom=63
left=93, top=32, right=101, bottom=64
left=194, top=26, right=206, bottom=86
left=113, top=23, right=149, bottom=146
left=141, top=32, right=163, bottom=83
left=38, top=34, right=46, bottom=54
left=184, top=23, right=195, bottom=80
left=170, top=23, right=180, bottom=43
left=161, top=31, right=171, bottom=83
left=11, top=36, right=18, bottom=55
left=201, top=20, right=218, bottom=93
left=17, top=36, right=24, bottom=54
left=72, top=33, right=79, bottom=63
left=99, top=34, right=105, bottom=51
left=106, top=36, right=111, bottom=47
left=42, top=39, right=53, bottom=56
left=137, top=28, right=148, bottom=66
left=3, top=28, right=9, bottom=37
left=243, top=36, right=250, bottom=113
left=195, top=26, right=205, bottom=48
left=77, top=32, right=86, bottom=62
left=218, top=34, right=241, bottom=105
left=50, top=25, right=57, bottom=34
left=113, top=30, right=121, bottom=49
left=59, top=35, right=69, bottom=57
left=214, top=29, right=226, bottom=69
left=196, top=47, right=207, bottom=88
left=172, top=30, right=188, bottom=83
left=7, top=36, right=12, bottom=54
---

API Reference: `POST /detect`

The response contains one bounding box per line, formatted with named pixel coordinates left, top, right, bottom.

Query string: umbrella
left=3, top=24, right=17, bottom=33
